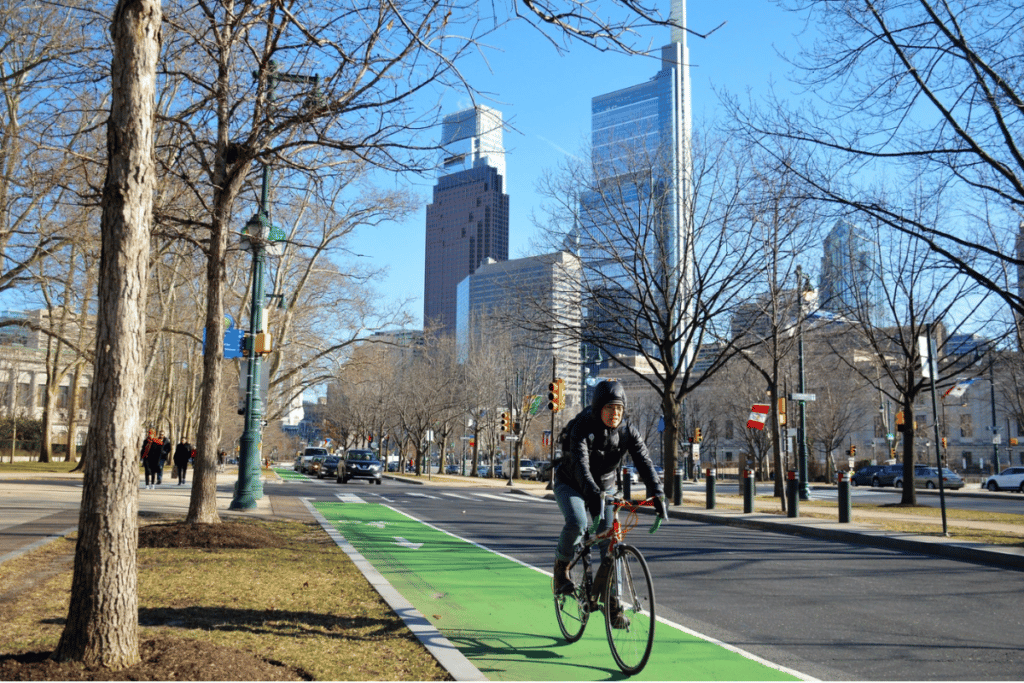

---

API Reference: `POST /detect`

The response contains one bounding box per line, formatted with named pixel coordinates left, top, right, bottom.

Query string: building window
left=58, top=385, right=69, bottom=410
left=17, top=382, right=31, bottom=408
left=960, top=413, right=973, bottom=438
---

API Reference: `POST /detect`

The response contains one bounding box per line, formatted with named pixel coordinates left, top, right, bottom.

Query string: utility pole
left=231, top=63, right=318, bottom=510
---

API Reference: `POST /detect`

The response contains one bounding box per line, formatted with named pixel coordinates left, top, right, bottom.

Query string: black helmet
left=591, top=380, right=627, bottom=413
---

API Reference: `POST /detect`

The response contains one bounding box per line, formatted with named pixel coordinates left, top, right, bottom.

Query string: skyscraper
left=578, top=0, right=693, bottom=364
left=423, top=106, right=509, bottom=337
left=819, top=219, right=882, bottom=320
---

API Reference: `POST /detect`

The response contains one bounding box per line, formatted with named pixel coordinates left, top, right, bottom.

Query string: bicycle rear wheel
left=604, top=544, right=655, bottom=675
left=554, top=555, right=590, bottom=642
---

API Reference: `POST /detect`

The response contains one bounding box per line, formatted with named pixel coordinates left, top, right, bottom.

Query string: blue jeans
left=554, top=479, right=614, bottom=562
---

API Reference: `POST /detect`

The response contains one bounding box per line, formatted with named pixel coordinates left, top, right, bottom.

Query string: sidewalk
left=0, top=471, right=271, bottom=563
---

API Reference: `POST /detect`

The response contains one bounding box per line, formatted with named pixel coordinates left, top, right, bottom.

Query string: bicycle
left=553, top=494, right=663, bottom=675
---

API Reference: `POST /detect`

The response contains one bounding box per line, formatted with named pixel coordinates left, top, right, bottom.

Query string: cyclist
left=552, top=379, right=668, bottom=624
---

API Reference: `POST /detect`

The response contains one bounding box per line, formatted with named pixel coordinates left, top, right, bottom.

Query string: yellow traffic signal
left=547, top=378, right=566, bottom=412
left=500, top=411, right=510, bottom=432
left=1011, top=437, right=1020, bottom=446
left=777, top=398, right=787, bottom=425
left=941, top=437, right=947, bottom=449
left=695, top=427, right=702, bottom=443
left=849, top=444, right=856, bottom=457
left=895, top=410, right=905, bottom=431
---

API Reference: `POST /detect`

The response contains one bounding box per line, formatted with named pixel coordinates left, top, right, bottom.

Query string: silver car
left=895, top=467, right=964, bottom=490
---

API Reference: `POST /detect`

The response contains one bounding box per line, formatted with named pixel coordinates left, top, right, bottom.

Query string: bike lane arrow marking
left=394, top=536, right=423, bottom=549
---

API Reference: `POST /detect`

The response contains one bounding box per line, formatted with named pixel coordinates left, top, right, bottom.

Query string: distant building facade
left=456, top=251, right=583, bottom=411
left=424, top=106, right=509, bottom=337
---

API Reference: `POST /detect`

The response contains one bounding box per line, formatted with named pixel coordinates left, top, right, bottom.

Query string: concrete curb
left=302, top=498, right=487, bottom=682
left=0, top=526, right=77, bottom=566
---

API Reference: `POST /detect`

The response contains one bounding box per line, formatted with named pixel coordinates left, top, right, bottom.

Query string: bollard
left=742, top=468, right=755, bottom=513
left=838, top=470, right=851, bottom=523
left=705, top=468, right=716, bottom=510
left=786, top=470, right=799, bottom=518
left=622, top=466, right=631, bottom=500
left=673, top=469, right=683, bottom=506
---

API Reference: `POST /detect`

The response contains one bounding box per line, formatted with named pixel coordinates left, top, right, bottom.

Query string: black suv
left=318, top=455, right=340, bottom=479
left=338, top=449, right=383, bottom=485
left=851, top=465, right=887, bottom=486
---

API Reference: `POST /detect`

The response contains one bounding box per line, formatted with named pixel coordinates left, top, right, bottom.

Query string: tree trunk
left=53, top=0, right=160, bottom=666
left=662, top=392, right=679, bottom=502
left=901, top=398, right=917, bottom=505
left=66, top=363, right=84, bottom=462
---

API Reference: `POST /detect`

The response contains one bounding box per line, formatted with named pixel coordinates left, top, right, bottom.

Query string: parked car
left=895, top=467, right=964, bottom=490
left=386, top=461, right=401, bottom=472
left=444, top=464, right=460, bottom=475
left=318, top=455, right=340, bottom=479
left=850, top=465, right=888, bottom=486
left=517, top=459, right=539, bottom=480
left=293, top=455, right=303, bottom=471
left=873, top=464, right=930, bottom=487
left=339, top=449, right=383, bottom=485
left=981, top=467, right=1024, bottom=492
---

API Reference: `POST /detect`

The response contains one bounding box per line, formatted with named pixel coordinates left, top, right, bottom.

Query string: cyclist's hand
left=650, top=495, right=668, bottom=534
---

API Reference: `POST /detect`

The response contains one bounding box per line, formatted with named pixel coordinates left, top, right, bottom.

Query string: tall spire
left=670, top=0, right=687, bottom=46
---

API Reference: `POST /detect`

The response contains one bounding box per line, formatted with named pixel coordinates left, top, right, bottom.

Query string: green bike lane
left=314, top=500, right=808, bottom=681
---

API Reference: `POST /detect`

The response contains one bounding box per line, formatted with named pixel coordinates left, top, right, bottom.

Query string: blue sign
left=658, top=416, right=665, bottom=433
left=202, top=326, right=245, bottom=359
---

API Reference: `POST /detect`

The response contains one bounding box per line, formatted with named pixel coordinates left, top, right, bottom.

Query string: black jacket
left=173, top=442, right=193, bottom=468
left=555, top=380, right=664, bottom=500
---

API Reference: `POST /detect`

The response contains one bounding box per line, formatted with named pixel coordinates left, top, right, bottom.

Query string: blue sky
left=350, top=1, right=810, bottom=327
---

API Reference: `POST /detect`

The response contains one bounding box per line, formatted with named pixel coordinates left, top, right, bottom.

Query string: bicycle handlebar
left=590, top=493, right=665, bottom=535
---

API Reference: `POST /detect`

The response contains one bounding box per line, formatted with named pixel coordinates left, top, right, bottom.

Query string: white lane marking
left=475, top=492, right=534, bottom=503
left=406, top=492, right=441, bottom=499
left=394, top=537, right=423, bottom=550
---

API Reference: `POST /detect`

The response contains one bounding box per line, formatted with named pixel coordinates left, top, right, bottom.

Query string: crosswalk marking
left=335, top=493, right=368, bottom=504
left=442, top=492, right=473, bottom=500
left=406, top=492, right=441, bottom=499
left=475, top=492, right=534, bottom=503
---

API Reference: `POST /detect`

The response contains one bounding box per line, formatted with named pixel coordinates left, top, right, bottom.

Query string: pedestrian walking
left=173, top=436, right=193, bottom=485
left=157, top=431, right=171, bottom=485
left=140, top=430, right=165, bottom=489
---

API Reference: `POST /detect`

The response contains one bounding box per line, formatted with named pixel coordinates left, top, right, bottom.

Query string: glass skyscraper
left=578, top=0, right=693, bottom=364
left=819, top=219, right=883, bottom=321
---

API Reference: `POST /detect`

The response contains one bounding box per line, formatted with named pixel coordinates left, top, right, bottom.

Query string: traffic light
left=695, top=427, right=702, bottom=443
left=890, top=446, right=896, bottom=458
left=500, top=411, right=510, bottom=432
left=941, top=437, right=947, bottom=449
left=849, top=444, right=856, bottom=457
left=895, top=410, right=906, bottom=431
left=777, top=398, right=787, bottom=425
left=1011, top=437, right=1020, bottom=446
left=547, top=378, right=565, bottom=412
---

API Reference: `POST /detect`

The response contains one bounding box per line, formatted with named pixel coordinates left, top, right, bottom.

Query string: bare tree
left=53, top=0, right=161, bottom=667
left=830, top=224, right=1003, bottom=504
left=531, top=128, right=767, bottom=501
left=738, top=0, right=1024, bottom=318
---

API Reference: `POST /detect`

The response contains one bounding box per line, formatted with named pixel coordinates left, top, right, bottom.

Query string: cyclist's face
left=601, top=404, right=624, bottom=428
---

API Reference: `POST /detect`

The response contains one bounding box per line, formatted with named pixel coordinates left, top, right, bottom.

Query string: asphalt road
left=283, top=476, right=1023, bottom=682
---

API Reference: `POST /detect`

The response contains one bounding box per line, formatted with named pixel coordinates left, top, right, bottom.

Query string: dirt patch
left=0, top=637, right=309, bottom=681
left=138, top=520, right=286, bottom=550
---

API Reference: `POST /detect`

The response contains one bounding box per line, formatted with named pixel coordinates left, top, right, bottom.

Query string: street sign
left=790, top=392, right=816, bottom=402
left=500, top=434, right=519, bottom=442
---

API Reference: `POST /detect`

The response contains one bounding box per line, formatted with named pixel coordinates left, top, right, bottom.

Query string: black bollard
left=786, top=470, right=799, bottom=518
left=673, top=469, right=683, bottom=506
left=622, top=466, right=631, bottom=500
left=838, top=470, right=851, bottom=523
left=743, top=468, right=755, bottom=513
left=705, top=468, right=716, bottom=510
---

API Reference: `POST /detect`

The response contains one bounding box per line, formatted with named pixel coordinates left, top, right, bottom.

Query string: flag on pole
left=943, top=378, right=977, bottom=399
left=747, top=403, right=771, bottom=430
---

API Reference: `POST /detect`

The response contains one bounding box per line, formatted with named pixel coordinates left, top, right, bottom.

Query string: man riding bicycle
left=552, top=379, right=668, bottom=624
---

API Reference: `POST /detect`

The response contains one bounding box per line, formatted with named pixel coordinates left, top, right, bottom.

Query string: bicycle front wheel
left=554, top=556, right=590, bottom=642
left=604, top=544, right=655, bottom=675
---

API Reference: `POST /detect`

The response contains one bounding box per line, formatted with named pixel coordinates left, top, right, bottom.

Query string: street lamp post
left=795, top=266, right=812, bottom=500
left=230, top=63, right=318, bottom=510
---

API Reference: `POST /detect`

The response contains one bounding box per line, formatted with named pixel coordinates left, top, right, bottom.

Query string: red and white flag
left=747, top=403, right=771, bottom=430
